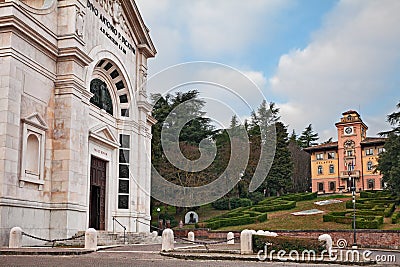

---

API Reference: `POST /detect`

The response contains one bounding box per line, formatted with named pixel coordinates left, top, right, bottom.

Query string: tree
left=288, top=140, right=311, bottom=193
left=151, top=90, right=216, bottom=188
left=380, top=101, right=400, bottom=135
left=377, top=101, right=400, bottom=194
left=263, top=122, right=293, bottom=196
left=298, top=124, right=319, bottom=148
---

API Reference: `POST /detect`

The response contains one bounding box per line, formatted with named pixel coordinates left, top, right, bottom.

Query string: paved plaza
left=1, top=243, right=399, bottom=267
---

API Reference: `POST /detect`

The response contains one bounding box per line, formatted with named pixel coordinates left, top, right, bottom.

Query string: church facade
left=0, top=0, right=156, bottom=245
left=305, top=111, right=386, bottom=194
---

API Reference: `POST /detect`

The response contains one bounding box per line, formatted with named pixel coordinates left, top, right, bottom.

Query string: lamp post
left=156, top=207, right=161, bottom=229
left=348, top=174, right=357, bottom=248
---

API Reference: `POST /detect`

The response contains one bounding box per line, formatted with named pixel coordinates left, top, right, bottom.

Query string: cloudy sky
left=136, top=0, right=400, bottom=141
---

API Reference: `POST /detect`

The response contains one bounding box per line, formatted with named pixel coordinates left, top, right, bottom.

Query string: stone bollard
left=152, top=231, right=158, bottom=238
left=227, top=232, right=235, bottom=245
left=85, top=228, right=97, bottom=250
left=188, top=231, right=194, bottom=242
left=318, top=234, right=333, bottom=256
left=161, top=228, right=174, bottom=251
left=9, top=227, right=23, bottom=248
left=240, top=229, right=253, bottom=254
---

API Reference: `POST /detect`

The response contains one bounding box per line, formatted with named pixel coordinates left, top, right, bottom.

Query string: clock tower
left=335, top=110, right=368, bottom=190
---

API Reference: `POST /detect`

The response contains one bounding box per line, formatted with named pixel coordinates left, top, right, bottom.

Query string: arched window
left=26, top=134, right=40, bottom=175
left=317, top=165, right=323, bottom=174
left=367, top=161, right=373, bottom=171
left=329, top=164, right=334, bottom=174
left=329, top=181, right=335, bottom=191
left=90, top=78, right=113, bottom=115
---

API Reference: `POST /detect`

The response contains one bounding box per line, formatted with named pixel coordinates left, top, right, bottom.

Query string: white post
left=188, top=231, right=195, bottom=242
left=240, top=229, right=253, bottom=254
left=9, top=227, right=23, bottom=248
left=227, top=232, right=235, bottom=245
left=152, top=231, right=158, bottom=238
left=318, top=234, right=333, bottom=256
left=85, top=228, right=97, bottom=250
left=162, top=228, right=174, bottom=251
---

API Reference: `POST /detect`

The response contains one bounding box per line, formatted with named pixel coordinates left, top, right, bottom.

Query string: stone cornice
left=0, top=15, right=58, bottom=60
left=121, top=0, right=156, bottom=58
left=58, top=47, right=93, bottom=67
left=0, top=47, right=56, bottom=80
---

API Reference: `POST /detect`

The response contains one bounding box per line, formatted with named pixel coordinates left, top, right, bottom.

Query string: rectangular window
left=346, top=150, right=353, bottom=157
left=378, top=147, right=385, bottom=154
left=316, top=153, right=323, bottom=160
left=327, top=152, right=335, bottom=159
left=118, top=134, right=130, bottom=209
left=365, top=148, right=374, bottom=156
left=367, top=179, right=375, bottom=189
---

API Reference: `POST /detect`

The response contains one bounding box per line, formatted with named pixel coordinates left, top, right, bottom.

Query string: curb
left=160, top=251, right=378, bottom=265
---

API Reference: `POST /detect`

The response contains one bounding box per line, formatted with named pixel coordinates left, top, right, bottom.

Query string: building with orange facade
left=304, top=111, right=386, bottom=193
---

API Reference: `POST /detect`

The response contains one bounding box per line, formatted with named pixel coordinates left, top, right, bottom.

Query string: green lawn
left=210, top=194, right=400, bottom=231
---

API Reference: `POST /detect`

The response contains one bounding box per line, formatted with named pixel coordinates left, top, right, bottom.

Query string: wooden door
left=89, top=157, right=106, bottom=230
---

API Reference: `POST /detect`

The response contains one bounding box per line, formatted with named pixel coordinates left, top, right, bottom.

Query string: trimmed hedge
left=253, top=235, right=325, bottom=254
left=354, top=216, right=384, bottom=229
left=205, top=211, right=267, bottom=229
left=325, top=191, right=398, bottom=229
left=392, top=212, right=400, bottom=224
left=359, top=190, right=392, bottom=199
left=211, top=197, right=252, bottom=210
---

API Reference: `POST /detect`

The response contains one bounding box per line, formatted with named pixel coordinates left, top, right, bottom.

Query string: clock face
left=345, top=127, right=353, bottom=135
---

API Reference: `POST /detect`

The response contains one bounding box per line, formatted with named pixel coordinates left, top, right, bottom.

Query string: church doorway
left=89, top=156, right=107, bottom=230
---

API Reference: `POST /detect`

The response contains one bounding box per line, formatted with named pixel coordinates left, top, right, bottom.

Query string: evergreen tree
left=151, top=90, right=216, bottom=188
left=298, top=124, right=319, bottom=148
left=263, top=122, right=293, bottom=196
left=377, top=101, right=400, bottom=194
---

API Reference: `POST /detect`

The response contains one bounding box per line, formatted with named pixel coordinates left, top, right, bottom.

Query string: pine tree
left=298, top=124, right=319, bottom=148
left=263, top=122, right=293, bottom=196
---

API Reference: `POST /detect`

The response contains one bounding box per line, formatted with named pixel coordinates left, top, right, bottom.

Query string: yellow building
left=304, top=111, right=386, bottom=193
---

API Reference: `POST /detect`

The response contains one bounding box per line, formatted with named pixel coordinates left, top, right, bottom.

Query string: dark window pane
left=121, top=109, right=129, bottom=117
left=97, top=59, right=105, bottom=67
left=119, top=149, right=129, bottom=163
left=119, top=95, right=128, bottom=103
left=119, top=164, right=129, bottom=178
left=119, top=180, right=129, bottom=193
left=115, top=81, right=125, bottom=90
left=110, top=69, right=120, bottom=79
left=118, top=195, right=129, bottom=209
left=120, top=134, right=130, bottom=148
left=104, top=62, right=113, bottom=71
left=90, top=78, right=113, bottom=115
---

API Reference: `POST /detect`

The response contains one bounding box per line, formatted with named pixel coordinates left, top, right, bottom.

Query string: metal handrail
left=112, top=216, right=126, bottom=244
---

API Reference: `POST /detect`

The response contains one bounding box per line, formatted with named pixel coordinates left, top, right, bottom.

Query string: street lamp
left=348, top=174, right=357, bottom=248
left=156, top=207, right=161, bottom=229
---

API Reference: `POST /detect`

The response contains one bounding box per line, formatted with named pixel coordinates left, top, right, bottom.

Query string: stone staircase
left=49, top=231, right=161, bottom=247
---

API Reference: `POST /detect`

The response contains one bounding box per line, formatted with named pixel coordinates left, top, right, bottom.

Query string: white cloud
left=270, top=0, right=400, bottom=140
left=136, top=0, right=292, bottom=72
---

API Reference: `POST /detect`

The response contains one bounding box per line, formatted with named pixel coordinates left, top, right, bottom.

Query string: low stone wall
left=173, top=229, right=400, bottom=249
